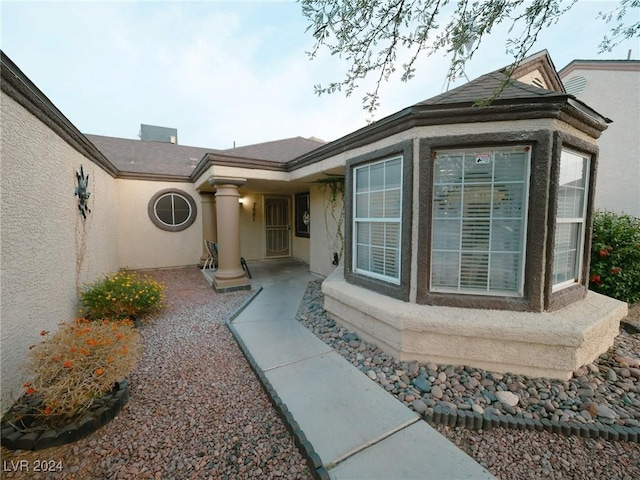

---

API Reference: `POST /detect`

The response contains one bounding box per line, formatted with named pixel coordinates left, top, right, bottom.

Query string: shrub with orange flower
left=22, top=318, right=140, bottom=423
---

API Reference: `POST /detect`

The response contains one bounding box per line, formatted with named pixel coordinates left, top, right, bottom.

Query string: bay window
left=553, top=149, right=590, bottom=290
left=430, top=147, right=531, bottom=296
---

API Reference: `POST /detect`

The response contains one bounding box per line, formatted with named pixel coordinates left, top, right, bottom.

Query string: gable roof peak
left=499, top=49, right=565, bottom=93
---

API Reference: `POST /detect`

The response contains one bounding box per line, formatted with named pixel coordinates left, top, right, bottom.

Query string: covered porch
left=195, top=161, right=345, bottom=292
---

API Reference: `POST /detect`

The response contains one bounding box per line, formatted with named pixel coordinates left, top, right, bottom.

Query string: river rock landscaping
left=297, top=279, right=640, bottom=479
left=0, top=267, right=312, bottom=480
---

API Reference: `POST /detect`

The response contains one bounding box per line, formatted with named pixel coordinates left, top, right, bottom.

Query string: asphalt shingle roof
left=220, top=136, right=325, bottom=162
left=85, top=134, right=326, bottom=176
left=85, top=134, right=218, bottom=176
left=416, top=71, right=566, bottom=107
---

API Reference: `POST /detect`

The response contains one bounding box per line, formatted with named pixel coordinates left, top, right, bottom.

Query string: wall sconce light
left=252, top=202, right=257, bottom=222
left=238, top=197, right=244, bottom=205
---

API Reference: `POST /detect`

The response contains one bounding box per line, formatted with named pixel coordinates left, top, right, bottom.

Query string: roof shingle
left=85, top=134, right=218, bottom=176
left=416, top=71, right=566, bottom=107
left=221, top=136, right=325, bottom=162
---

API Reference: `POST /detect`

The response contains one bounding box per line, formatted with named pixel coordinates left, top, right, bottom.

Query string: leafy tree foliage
left=301, top=0, right=639, bottom=113
left=590, top=211, right=640, bottom=305
left=599, top=0, right=640, bottom=52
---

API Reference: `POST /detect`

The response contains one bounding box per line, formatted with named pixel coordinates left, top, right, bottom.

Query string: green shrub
left=23, top=318, right=140, bottom=423
left=589, top=211, right=640, bottom=304
left=80, top=270, right=165, bottom=320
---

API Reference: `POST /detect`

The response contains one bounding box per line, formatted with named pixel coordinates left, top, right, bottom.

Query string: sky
left=1, top=0, right=639, bottom=149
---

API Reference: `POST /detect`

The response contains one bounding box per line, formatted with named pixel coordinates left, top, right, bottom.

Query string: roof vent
left=564, top=76, right=587, bottom=96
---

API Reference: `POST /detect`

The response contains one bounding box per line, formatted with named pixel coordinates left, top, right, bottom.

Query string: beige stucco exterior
left=1, top=49, right=629, bottom=413
left=309, top=183, right=345, bottom=278
left=560, top=62, right=640, bottom=217
left=1, top=94, right=120, bottom=411
left=116, top=179, right=203, bottom=269
left=323, top=267, right=626, bottom=380
left=319, top=115, right=628, bottom=380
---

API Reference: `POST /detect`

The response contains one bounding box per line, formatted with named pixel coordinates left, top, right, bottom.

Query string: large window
left=353, top=156, right=403, bottom=284
left=148, top=189, right=197, bottom=232
left=553, top=149, right=590, bottom=289
left=431, top=147, right=530, bottom=296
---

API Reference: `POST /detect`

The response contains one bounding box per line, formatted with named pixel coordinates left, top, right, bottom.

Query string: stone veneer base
left=322, top=268, right=628, bottom=381
left=0, top=380, right=130, bottom=451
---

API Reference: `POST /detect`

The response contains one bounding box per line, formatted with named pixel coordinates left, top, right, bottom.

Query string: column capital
left=209, top=177, right=246, bottom=188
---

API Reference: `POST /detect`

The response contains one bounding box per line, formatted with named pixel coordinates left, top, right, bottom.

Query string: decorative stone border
left=1, top=380, right=130, bottom=451
left=225, top=291, right=330, bottom=480
left=421, top=404, right=639, bottom=442
left=298, top=279, right=640, bottom=444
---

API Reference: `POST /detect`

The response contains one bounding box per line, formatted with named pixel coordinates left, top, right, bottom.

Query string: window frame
left=429, top=146, right=532, bottom=297
left=147, top=188, right=197, bottom=232
left=344, top=140, right=413, bottom=302
left=352, top=155, right=404, bottom=285
left=294, top=192, right=311, bottom=238
left=552, top=149, right=591, bottom=292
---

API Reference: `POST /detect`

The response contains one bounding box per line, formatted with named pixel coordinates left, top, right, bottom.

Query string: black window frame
left=294, top=192, right=311, bottom=238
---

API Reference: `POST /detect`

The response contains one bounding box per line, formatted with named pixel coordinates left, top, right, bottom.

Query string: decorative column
left=208, top=177, right=251, bottom=292
left=198, top=192, right=217, bottom=265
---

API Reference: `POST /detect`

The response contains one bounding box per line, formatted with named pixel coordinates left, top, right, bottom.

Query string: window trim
left=352, top=155, right=403, bottom=285
left=429, top=146, right=532, bottom=297
left=417, top=131, right=555, bottom=312
left=147, top=188, right=197, bottom=232
left=344, top=140, right=413, bottom=302
left=552, top=148, right=590, bottom=292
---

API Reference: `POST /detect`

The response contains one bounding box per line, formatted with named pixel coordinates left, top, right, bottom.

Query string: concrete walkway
left=225, top=259, right=495, bottom=480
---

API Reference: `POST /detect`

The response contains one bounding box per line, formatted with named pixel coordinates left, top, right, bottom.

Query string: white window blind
left=353, top=156, right=403, bottom=284
left=431, top=147, right=530, bottom=296
left=553, top=150, right=589, bottom=289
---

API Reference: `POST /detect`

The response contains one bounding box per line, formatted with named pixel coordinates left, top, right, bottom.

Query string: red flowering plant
left=589, top=211, right=640, bottom=304
left=18, top=318, right=140, bottom=427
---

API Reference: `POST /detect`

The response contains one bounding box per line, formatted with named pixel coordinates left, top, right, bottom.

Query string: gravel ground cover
left=1, top=267, right=312, bottom=480
left=297, top=279, right=640, bottom=480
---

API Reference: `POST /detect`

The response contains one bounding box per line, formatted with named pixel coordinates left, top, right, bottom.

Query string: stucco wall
left=116, top=180, right=203, bottom=269
left=291, top=231, right=310, bottom=264
left=309, top=183, right=344, bottom=277
left=320, top=114, right=622, bottom=378
left=238, top=192, right=265, bottom=261
left=1, top=94, right=120, bottom=412
left=561, top=68, right=640, bottom=217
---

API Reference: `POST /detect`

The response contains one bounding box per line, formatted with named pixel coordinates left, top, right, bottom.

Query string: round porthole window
left=148, top=189, right=197, bottom=232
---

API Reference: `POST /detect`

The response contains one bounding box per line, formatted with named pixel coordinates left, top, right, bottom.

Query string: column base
left=212, top=276, right=251, bottom=293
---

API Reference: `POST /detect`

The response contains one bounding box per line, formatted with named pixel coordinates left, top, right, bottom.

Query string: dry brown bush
left=21, top=318, right=141, bottom=426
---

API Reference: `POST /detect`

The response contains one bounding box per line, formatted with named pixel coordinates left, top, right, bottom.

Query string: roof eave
left=116, top=172, right=192, bottom=182
left=1, top=51, right=120, bottom=178
left=287, top=97, right=609, bottom=168
left=287, top=106, right=414, bottom=170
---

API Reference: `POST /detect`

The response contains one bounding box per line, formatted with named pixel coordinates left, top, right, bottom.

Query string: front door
left=265, top=197, right=291, bottom=257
